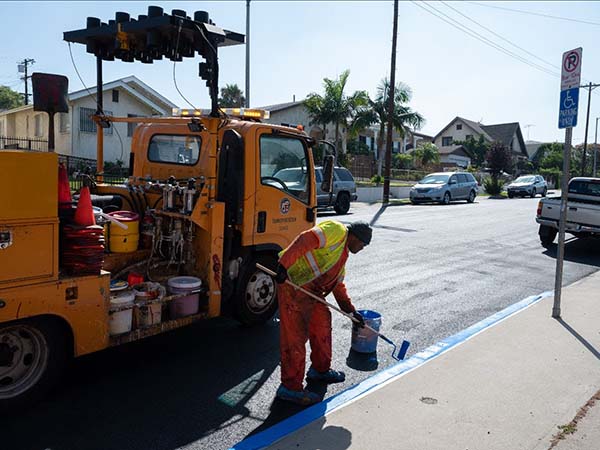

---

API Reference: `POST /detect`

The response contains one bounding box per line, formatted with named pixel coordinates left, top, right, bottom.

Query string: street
left=5, top=196, right=600, bottom=450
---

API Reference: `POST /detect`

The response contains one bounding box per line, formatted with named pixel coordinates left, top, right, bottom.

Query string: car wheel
left=234, top=254, right=279, bottom=326
left=441, top=192, right=451, bottom=205
left=467, top=190, right=476, bottom=203
left=539, top=225, right=557, bottom=248
left=410, top=200, right=420, bottom=205
left=508, top=193, right=514, bottom=199
left=334, top=192, right=351, bottom=215
left=0, top=318, right=69, bottom=412
left=542, top=188, right=547, bottom=197
left=530, top=188, right=536, bottom=198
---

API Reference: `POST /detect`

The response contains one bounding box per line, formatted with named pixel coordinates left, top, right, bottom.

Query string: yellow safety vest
left=280, top=220, right=348, bottom=286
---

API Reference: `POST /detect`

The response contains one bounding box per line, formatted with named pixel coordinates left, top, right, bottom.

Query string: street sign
left=561, top=47, right=582, bottom=90
left=558, top=87, right=579, bottom=129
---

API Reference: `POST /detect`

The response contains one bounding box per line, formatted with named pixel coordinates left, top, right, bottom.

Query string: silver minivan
left=315, top=166, right=358, bottom=214
left=410, top=171, right=478, bottom=205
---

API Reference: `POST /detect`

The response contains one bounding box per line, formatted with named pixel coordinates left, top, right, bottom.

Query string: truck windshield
left=148, top=135, right=201, bottom=165
left=260, top=135, right=309, bottom=202
left=569, top=180, right=600, bottom=197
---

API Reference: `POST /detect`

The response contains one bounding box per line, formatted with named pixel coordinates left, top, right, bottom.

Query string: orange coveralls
left=278, top=228, right=356, bottom=391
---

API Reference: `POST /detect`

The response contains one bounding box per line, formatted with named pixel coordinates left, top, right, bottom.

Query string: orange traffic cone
left=73, top=186, right=96, bottom=227
left=58, top=163, right=72, bottom=210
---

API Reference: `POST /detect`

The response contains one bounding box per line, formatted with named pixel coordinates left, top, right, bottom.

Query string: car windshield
left=514, top=176, right=535, bottom=183
left=419, top=174, right=450, bottom=184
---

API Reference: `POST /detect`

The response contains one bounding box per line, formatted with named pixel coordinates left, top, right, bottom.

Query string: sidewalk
left=237, top=270, right=600, bottom=450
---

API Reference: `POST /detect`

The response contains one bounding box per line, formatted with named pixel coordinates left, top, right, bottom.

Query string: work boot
left=306, top=367, right=346, bottom=384
left=276, top=385, right=321, bottom=406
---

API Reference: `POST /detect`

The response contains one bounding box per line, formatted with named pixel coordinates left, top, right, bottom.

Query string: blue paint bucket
left=351, top=310, right=381, bottom=353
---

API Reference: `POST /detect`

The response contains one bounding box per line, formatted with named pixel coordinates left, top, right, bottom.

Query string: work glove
left=275, top=264, right=288, bottom=284
left=352, top=311, right=365, bottom=328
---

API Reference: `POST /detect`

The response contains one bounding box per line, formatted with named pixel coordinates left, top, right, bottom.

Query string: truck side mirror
left=321, top=155, right=335, bottom=193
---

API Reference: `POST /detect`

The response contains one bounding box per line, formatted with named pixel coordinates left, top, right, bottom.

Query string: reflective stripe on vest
left=280, top=220, right=348, bottom=286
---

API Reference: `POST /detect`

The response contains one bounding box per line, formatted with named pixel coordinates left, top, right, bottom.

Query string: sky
left=1, top=1, right=600, bottom=145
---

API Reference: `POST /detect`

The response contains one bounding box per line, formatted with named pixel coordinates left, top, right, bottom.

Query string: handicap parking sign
left=558, top=87, right=579, bottom=129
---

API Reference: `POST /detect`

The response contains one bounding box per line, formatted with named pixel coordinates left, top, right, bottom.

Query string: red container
left=128, top=272, right=144, bottom=287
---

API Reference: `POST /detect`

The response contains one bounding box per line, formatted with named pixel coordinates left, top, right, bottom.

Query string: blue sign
left=558, top=87, right=580, bottom=129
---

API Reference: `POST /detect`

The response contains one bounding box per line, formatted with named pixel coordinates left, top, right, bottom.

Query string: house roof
left=481, top=122, right=527, bottom=156
left=433, top=116, right=493, bottom=142
left=0, top=104, right=33, bottom=117
left=69, top=75, right=177, bottom=114
left=257, top=100, right=304, bottom=113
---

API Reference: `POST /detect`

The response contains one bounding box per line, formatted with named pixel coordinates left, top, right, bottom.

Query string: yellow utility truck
left=0, top=6, right=334, bottom=409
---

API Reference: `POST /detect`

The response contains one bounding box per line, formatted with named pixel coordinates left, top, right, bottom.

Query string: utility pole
left=579, top=82, right=600, bottom=176
left=594, top=116, right=599, bottom=177
left=18, top=58, right=35, bottom=105
left=523, top=124, right=534, bottom=141
left=245, top=0, right=250, bottom=107
left=383, top=0, right=399, bottom=204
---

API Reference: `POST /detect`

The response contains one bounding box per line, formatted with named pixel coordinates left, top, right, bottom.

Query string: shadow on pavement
left=5, top=317, right=281, bottom=450
left=542, top=237, right=600, bottom=267
left=555, top=318, right=600, bottom=360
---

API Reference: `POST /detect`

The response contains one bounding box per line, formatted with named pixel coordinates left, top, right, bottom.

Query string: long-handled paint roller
left=256, top=263, right=410, bottom=361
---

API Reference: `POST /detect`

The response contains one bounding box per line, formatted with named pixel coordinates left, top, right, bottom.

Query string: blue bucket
left=351, top=310, right=381, bottom=353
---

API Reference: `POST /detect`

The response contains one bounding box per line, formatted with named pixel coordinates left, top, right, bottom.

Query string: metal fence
left=0, top=136, right=48, bottom=151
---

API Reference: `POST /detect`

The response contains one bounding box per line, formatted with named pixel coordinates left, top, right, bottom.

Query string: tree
left=453, top=135, right=489, bottom=168
left=352, top=78, right=424, bottom=175
left=305, top=70, right=369, bottom=158
left=393, top=153, right=414, bottom=169
left=486, top=141, right=513, bottom=179
left=414, top=142, right=440, bottom=168
left=0, top=85, right=24, bottom=110
left=218, top=84, right=245, bottom=107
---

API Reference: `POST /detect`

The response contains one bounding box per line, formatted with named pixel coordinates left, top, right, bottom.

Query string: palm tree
left=414, top=142, right=440, bottom=168
left=218, top=84, right=246, bottom=107
left=305, top=70, right=369, bottom=157
left=353, top=78, right=424, bottom=175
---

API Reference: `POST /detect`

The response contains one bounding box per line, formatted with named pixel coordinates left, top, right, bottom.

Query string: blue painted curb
left=230, top=290, right=553, bottom=450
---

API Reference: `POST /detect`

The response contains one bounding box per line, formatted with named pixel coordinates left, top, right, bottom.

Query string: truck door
left=254, top=130, right=315, bottom=250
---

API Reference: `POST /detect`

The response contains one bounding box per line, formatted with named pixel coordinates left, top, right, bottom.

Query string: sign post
left=553, top=47, right=582, bottom=318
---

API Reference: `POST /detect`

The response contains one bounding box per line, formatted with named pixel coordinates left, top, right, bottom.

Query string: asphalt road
left=6, top=196, right=600, bottom=450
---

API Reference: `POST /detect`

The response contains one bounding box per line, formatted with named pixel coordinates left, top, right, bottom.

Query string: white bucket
left=168, top=276, right=202, bottom=318
left=109, top=291, right=135, bottom=336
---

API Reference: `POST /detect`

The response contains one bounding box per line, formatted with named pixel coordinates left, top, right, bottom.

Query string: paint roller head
left=397, top=340, right=410, bottom=360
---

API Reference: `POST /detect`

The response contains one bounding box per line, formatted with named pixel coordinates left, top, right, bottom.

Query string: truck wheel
left=334, top=192, right=351, bottom=215
left=539, top=225, right=557, bottom=248
left=235, top=255, right=279, bottom=326
left=0, top=318, right=68, bottom=412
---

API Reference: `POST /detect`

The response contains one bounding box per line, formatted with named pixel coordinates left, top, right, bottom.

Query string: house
left=0, top=76, right=177, bottom=162
left=433, top=116, right=528, bottom=168
left=260, top=100, right=337, bottom=143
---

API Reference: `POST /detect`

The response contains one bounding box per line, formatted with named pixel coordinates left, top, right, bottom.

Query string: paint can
left=168, top=276, right=202, bottom=318
left=108, top=290, right=135, bottom=336
left=133, top=282, right=165, bottom=328
left=351, top=310, right=381, bottom=353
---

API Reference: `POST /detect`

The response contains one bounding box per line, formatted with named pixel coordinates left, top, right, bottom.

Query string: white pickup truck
left=536, top=177, right=600, bottom=247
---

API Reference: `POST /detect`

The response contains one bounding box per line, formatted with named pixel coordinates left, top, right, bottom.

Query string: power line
left=411, top=1, right=559, bottom=78
left=467, top=2, right=600, bottom=27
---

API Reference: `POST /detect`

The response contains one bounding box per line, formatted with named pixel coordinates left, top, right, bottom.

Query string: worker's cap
left=347, top=221, right=372, bottom=245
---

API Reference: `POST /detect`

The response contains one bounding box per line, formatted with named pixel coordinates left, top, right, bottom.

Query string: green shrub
left=371, top=174, right=384, bottom=185
left=483, top=176, right=503, bottom=195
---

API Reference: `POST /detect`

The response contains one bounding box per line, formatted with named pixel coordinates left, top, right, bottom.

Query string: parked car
left=536, top=177, right=600, bottom=247
left=410, top=171, right=478, bottom=205
left=315, top=166, right=358, bottom=214
left=507, top=175, right=548, bottom=198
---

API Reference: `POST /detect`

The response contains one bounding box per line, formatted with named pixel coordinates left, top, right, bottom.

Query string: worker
left=274, top=220, right=372, bottom=405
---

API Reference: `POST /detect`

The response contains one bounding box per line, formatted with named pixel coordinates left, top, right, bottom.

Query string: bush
left=483, top=176, right=503, bottom=195
left=393, top=153, right=414, bottom=169
left=371, top=174, right=384, bottom=185
left=347, top=139, right=371, bottom=155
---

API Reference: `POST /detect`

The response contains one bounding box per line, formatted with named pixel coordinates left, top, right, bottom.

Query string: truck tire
left=334, top=192, right=351, bottom=215
left=0, top=318, right=69, bottom=413
left=539, top=225, right=557, bottom=248
left=234, top=254, right=279, bottom=326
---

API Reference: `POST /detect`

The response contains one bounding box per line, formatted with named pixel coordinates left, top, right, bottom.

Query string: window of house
left=127, top=114, right=140, bottom=137
left=466, top=134, right=473, bottom=140
left=148, top=134, right=201, bottom=165
left=112, top=89, right=119, bottom=103
left=59, top=112, right=69, bottom=133
left=79, top=107, right=113, bottom=134
left=34, top=114, right=43, bottom=137
left=456, top=124, right=462, bottom=130
left=442, top=136, right=453, bottom=147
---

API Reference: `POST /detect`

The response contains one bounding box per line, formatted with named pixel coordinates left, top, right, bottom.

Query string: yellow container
left=107, top=211, right=139, bottom=253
